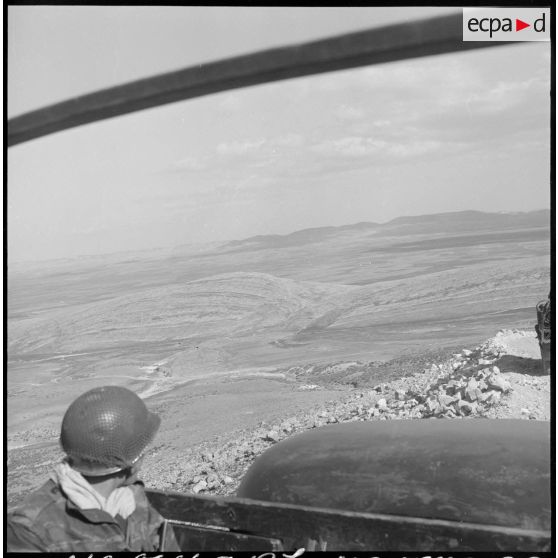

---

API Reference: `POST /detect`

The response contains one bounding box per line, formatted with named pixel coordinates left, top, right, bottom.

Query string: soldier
left=7, top=386, right=179, bottom=552
left=535, top=291, right=552, bottom=374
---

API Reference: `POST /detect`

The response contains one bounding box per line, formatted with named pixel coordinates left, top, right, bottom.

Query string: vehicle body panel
left=238, top=419, right=551, bottom=531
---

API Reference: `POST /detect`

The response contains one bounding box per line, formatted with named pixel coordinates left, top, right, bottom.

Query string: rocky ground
left=141, top=329, right=551, bottom=497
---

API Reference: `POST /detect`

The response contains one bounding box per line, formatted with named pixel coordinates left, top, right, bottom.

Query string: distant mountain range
left=224, top=210, right=550, bottom=251
left=10, top=209, right=550, bottom=270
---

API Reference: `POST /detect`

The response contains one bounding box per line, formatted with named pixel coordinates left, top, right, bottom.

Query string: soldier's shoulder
left=9, top=479, right=66, bottom=526
left=130, top=481, right=158, bottom=507
left=129, top=481, right=147, bottom=501
left=130, top=482, right=165, bottom=523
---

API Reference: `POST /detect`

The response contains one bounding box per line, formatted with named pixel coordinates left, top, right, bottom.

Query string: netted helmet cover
left=60, top=386, right=160, bottom=476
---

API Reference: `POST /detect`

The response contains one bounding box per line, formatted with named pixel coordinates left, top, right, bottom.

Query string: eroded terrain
left=7, top=210, right=551, bottom=507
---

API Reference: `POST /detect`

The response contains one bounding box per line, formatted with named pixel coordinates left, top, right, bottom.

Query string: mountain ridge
left=223, top=209, right=550, bottom=251
left=9, top=209, right=549, bottom=270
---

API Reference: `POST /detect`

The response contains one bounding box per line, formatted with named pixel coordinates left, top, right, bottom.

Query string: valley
left=6, top=209, right=551, bottom=506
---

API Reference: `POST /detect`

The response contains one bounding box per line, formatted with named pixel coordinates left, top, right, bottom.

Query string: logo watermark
left=463, top=8, right=550, bottom=41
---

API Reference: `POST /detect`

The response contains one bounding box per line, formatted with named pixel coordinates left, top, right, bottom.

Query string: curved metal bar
left=8, top=13, right=512, bottom=147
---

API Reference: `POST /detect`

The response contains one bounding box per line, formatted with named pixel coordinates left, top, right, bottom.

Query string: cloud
left=216, top=138, right=266, bottom=155
left=464, top=78, right=544, bottom=114
left=372, top=119, right=392, bottom=128
left=170, top=156, right=207, bottom=171
left=311, top=135, right=442, bottom=159
left=274, top=133, right=304, bottom=147
left=158, top=46, right=549, bottom=191
left=335, top=104, right=365, bottom=121
left=216, top=134, right=305, bottom=156
left=414, top=75, right=549, bottom=145
left=387, top=140, right=443, bottom=157
left=312, top=136, right=386, bottom=157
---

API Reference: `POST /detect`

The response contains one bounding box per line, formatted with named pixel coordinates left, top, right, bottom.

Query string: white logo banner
left=463, top=8, right=550, bottom=42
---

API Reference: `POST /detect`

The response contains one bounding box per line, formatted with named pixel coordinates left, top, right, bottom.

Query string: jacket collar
left=61, top=480, right=145, bottom=525
left=65, top=498, right=119, bottom=524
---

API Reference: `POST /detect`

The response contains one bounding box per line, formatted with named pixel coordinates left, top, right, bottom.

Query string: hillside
left=6, top=209, right=551, bottom=507
left=7, top=329, right=550, bottom=508
left=8, top=209, right=549, bottom=315
left=140, top=329, right=550, bottom=498
left=8, top=273, right=349, bottom=356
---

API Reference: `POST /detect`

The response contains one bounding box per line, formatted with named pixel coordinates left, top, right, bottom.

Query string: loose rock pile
left=399, top=350, right=512, bottom=419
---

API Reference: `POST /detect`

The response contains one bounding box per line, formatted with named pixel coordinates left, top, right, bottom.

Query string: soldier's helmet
left=60, top=386, right=161, bottom=476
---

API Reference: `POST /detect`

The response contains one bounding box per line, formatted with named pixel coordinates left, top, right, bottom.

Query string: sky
left=7, top=6, right=551, bottom=263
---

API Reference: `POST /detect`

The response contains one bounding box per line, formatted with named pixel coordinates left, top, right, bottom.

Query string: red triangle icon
left=516, top=18, right=530, bottom=31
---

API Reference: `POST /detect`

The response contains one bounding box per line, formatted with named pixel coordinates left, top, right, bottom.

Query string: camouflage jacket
left=7, top=479, right=180, bottom=552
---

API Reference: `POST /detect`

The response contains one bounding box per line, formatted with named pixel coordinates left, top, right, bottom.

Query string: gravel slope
left=140, top=329, right=550, bottom=497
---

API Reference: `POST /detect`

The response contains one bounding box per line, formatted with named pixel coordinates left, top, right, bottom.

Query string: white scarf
left=51, top=461, right=136, bottom=519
